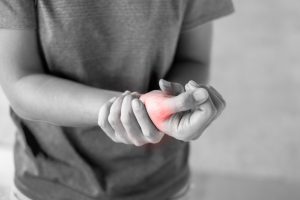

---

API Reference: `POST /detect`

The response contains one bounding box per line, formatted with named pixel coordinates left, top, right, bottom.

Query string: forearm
left=165, top=61, right=210, bottom=85
left=10, top=73, right=122, bottom=127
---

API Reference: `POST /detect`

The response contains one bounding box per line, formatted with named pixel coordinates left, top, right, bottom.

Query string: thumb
left=164, top=88, right=209, bottom=114
left=159, top=79, right=184, bottom=96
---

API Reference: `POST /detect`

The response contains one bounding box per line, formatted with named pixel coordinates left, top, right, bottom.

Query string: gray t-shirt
left=0, top=0, right=234, bottom=199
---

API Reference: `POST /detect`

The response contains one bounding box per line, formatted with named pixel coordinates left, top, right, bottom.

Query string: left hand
left=140, top=79, right=226, bottom=141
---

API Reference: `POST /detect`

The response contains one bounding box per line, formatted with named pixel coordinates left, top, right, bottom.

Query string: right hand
left=98, top=91, right=164, bottom=146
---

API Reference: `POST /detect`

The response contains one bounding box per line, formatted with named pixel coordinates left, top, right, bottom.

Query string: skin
left=141, top=80, right=226, bottom=141
left=0, top=22, right=224, bottom=146
left=140, top=91, right=174, bottom=129
left=99, top=23, right=224, bottom=144
left=101, top=79, right=225, bottom=143
left=99, top=91, right=164, bottom=146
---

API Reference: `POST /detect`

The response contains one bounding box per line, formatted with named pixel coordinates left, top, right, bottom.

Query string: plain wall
left=190, top=0, right=300, bottom=181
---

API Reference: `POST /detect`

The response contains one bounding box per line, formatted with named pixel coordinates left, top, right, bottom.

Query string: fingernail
left=189, top=80, right=199, bottom=87
left=131, top=92, right=141, bottom=98
left=160, top=79, right=171, bottom=87
left=193, top=88, right=208, bottom=101
left=123, top=90, right=130, bottom=95
left=132, top=99, right=142, bottom=109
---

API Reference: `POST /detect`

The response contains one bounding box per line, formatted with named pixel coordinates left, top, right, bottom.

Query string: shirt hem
left=181, top=5, right=235, bottom=33
left=14, top=167, right=191, bottom=200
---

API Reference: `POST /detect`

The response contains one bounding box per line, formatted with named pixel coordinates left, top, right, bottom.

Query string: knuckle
left=144, top=130, right=154, bottom=138
left=114, top=133, right=120, bottom=139
left=99, top=120, right=111, bottom=130
left=147, top=137, right=158, bottom=144
left=98, top=108, right=105, bottom=118
left=114, top=140, right=122, bottom=144
left=99, top=120, right=107, bottom=129
left=210, top=106, right=218, bottom=116
left=127, top=135, right=140, bottom=146
left=120, top=113, right=131, bottom=125
left=149, top=137, right=161, bottom=144
left=132, top=140, right=141, bottom=146
left=98, top=119, right=106, bottom=128
left=203, top=106, right=216, bottom=118
left=134, top=143, right=141, bottom=147
left=129, top=136, right=145, bottom=146
left=108, top=117, right=117, bottom=127
left=145, top=132, right=162, bottom=143
left=202, top=109, right=212, bottom=118
left=108, top=133, right=118, bottom=142
left=145, top=137, right=155, bottom=143
left=115, top=134, right=125, bottom=143
left=134, top=141, right=145, bottom=147
left=98, top=112, right=107, bottom=124
left=110, top=136, right=118, bottom=143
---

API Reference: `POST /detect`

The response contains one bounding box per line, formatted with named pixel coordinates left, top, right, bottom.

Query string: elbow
left=4, top=82, right=38, bottom=121
left=8, top=93, right=36, bottom=121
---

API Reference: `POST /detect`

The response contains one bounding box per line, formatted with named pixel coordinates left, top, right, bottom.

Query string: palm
left=164, top=109, right=203, bottom=140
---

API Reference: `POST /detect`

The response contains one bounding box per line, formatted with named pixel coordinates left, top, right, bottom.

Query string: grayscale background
left=1, top=0, right=299, bottom=199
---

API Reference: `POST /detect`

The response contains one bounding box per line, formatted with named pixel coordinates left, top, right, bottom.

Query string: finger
left=121, top=95, right=148, bottom=146
left=185, top=83, right=193, bottom=92
left=205, top=87, right=225, bottom=120
left=109, top=95, right=132, bottom=144
left=132, top=99, right=164, bottom=143
left=186, top=82, right=226, bottom=118
left=98, top=97, right=118, bottom=142
left=186, top=96, right=218, bottom=140
left=186, top=80, right=209, bottom=90
left=208, top=85, right=226, bottom=108
left=196, top=85, right=225, bottom=119
left=159, top=79, right=184, bottom=96
left=123, top=90, right=131, bottom=95
left=184, top=80, right=198, bottom=91
left=131, top=91, right=141, bottom=98
left=196, top=96, right=218, bottom=138
left=164, top=88, right=209, bottom=114
left=189, top=80, right=200, bottom=87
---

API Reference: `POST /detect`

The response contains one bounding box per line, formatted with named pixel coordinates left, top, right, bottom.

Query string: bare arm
left=0, top=29, right=121, bottom=127
left=165, top=23, right=213, bottom=85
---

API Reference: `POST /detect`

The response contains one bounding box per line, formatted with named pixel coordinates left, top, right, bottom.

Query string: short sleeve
left=0, top=0, right=37, bottom=29
left=182, top=0, right=234, bottom=31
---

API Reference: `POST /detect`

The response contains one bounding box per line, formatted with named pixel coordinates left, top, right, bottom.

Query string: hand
left=161, top=79, right=226, bottom=122
left=140, top=80, right=226, bottom=141
left=98, top=91, right=164, bottom=146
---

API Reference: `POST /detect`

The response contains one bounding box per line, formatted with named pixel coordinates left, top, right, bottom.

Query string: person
left=0, top=0, right=234, bottom=199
